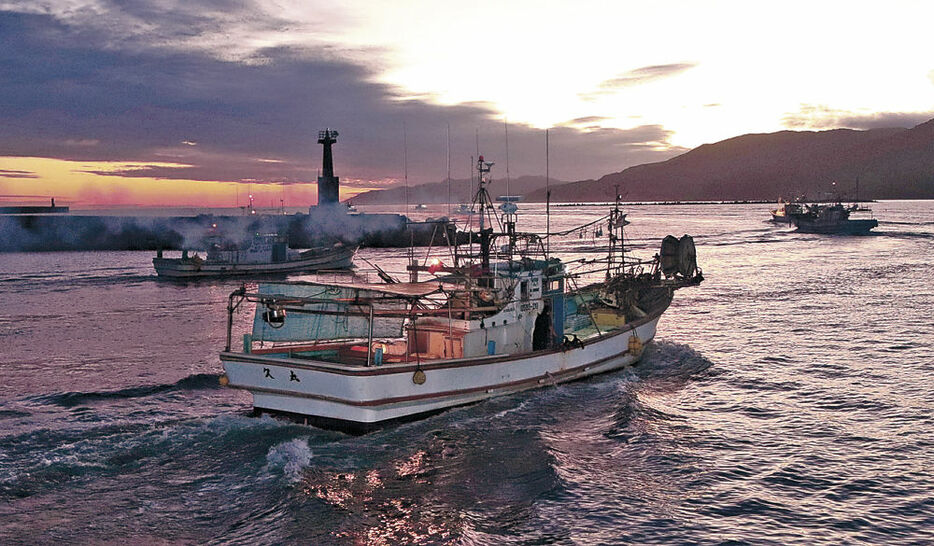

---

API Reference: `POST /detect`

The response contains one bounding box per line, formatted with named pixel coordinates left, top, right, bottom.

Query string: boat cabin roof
left=322, top=280, right=444, bottom=298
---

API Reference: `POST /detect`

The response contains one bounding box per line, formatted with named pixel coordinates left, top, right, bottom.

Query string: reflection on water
left=0, top=201, right=932, bottom=544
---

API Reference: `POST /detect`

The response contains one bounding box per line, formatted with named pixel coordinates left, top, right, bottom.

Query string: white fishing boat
left=153, top=233, right=355, bottom=278
left=219, top=158, right=703, bottom=432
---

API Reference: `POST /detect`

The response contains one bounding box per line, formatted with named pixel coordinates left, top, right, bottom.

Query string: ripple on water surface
left=1, top=202, right=933, bottom=544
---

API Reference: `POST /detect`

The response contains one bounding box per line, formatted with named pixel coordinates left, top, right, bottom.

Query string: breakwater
left=0, top=210, right=454, bottom=252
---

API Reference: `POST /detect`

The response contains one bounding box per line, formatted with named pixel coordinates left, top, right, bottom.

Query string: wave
left=0, top=273, right=155, bottom=296
left=874, top=230, right=934, bottom=240
left=880, top=220, right=934, bottom=226
left=638, top=341, right=716, bottom=381
left=262, top=437, right=314, bottom=483
left=0, top=413, right=307, bottom=500
left=27, top=373, right=222, bottom=408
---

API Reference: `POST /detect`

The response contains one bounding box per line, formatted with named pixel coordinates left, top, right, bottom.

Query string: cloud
left=0, top=169, right=38, bottom=179
left=782, top=104, right=934, bottom=130
left=580, top=63, right=697, bottom=100
left=559, top=116, right=610, bottom=127
left=0, top=9, right=685, bottom=195
left=599, top=63, right=698, bottom=89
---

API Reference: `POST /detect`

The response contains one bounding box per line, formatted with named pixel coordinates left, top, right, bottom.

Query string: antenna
left=469, top=155, right=474, bottom=221
left=403, top=122, right=408, bottom=214
left=546, top=128, right=550, bottom=259
left=504, top=117, right=510, bottom=199
left=446, top=123, right=451, bottom=217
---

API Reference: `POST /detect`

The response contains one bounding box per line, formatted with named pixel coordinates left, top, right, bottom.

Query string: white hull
left=154, top=248, right=354, bottom=278
left=221, top=314, right=661, bottom=431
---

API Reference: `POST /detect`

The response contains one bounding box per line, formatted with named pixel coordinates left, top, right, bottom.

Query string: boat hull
left=221, top=311, right=664, bottom=432
left=795, top=218, right=878, bottom=234
left=153, top=247, right=354, bottom=278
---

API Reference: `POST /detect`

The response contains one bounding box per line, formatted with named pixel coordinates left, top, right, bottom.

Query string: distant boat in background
left=793, top=202, right=878, bottom=234
left=769, top=198, right=805, bottom=224
left=153, top=233, right=355, bottom=278
left=769, top=199, right=878, bottom=234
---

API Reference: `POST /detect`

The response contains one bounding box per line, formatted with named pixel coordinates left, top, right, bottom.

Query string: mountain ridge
left=347, top=119, right=934, bottom=204
left=528, top=121, right=934, bottom=201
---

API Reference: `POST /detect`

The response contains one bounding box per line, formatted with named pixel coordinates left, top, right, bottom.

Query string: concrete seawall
left=0, top=211, right=455, bottom=252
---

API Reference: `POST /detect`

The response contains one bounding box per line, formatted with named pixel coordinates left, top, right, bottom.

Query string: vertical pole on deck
left=226, top=293, right=234, bottom=352
left=447, top=123, right=451, bottom=220
left=546, top=129, right=550, bottom=259
left=403, top=121, right=408, bottom=214
left=366, top=303, right=374, bottom=367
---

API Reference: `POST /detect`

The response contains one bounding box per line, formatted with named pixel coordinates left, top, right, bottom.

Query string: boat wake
left=0, top=269, right=152, bottom=295
left=0, top=414, right=303, bottom=501
left=262, top=437, right=314, bottom=483
left=880, top=220, right=934, bottom=226
left=26, top=373, right=223, bottom=408
left=636, top=340, right=717, bottom=384
left=873, top=230, right=934, bottom=240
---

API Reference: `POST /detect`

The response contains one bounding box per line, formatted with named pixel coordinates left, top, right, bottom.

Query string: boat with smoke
left=153, top=233, right=355, bottom=278
left=219, top=158, right=703, bottom=432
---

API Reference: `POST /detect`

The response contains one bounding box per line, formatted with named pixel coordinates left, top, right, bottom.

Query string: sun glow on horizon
left=0, top=157, right=379, bottom=208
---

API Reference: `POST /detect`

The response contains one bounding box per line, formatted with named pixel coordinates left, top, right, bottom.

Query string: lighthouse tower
left=316, top=129, right=340, bottom=206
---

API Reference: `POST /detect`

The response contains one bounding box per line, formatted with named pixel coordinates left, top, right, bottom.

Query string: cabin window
left=521, top=281, right=529, bottom=301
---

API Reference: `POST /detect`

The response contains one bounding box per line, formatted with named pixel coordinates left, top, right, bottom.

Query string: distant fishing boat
left=153, top=233, right=355, bottom=278
left=769, top=197, right=805, bottom=224
left=769, top=198, right=878, bottom=234
left=219, top=156, right=703, bottom=432
left=793, top=202, right=878, bottom=234
left=415, top=203, right=428, bottom=210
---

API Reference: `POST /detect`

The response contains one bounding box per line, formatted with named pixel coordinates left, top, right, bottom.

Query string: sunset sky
left=1, top=0, right=933, bottom=207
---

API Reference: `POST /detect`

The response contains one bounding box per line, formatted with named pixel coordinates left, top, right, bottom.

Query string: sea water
left=1, top=201, right=932, bottom=544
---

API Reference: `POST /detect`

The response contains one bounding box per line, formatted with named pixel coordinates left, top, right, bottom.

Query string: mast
left=545, top=129, right=550, bottom=259
left=607, top=183, right=628, bottom=279
left=403, top=122, right=409, bottom=214
left=474, top=155, right=495, bottom=286
left=447, top=123, right=451, bottom=218
left=504, top=118, right=510, bottom=199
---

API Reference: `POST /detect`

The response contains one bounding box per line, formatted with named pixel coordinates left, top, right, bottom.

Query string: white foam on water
left=263, top=437, right=313, bottom=483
